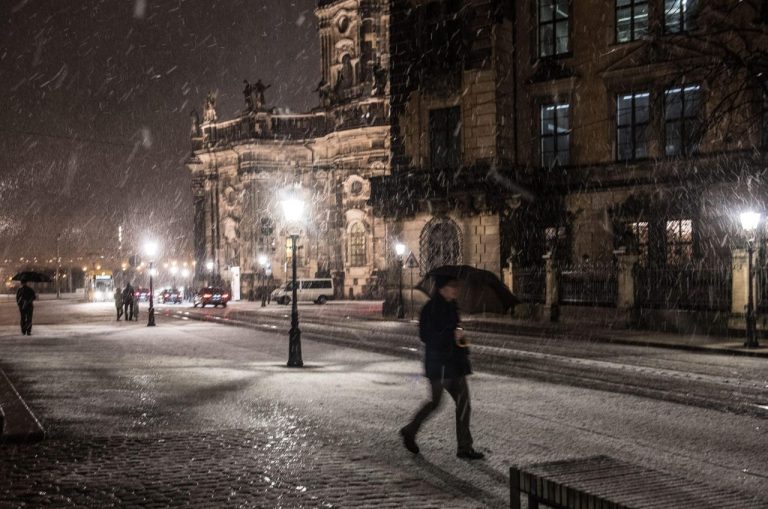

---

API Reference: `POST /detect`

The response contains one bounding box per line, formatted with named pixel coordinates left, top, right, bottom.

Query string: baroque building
left=188, top=0, right=391, bottom=299
left=189, top=0, right=768, bottom=333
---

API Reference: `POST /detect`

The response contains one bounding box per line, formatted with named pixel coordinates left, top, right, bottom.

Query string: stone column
left=543, top=253, right=559, bottom=322
left=615, top=251, right=639, bottom=310
left=728, top=248, right=750, bottom=333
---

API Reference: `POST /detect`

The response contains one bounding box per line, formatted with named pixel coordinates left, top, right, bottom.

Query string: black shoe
left=399, top=427, right=419, bottom=454
left=457, top=449, right=484, bottom=460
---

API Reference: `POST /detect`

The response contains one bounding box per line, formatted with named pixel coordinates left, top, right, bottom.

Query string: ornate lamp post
left=258, top=254, right=268, bottom=307
left=281, top=193, right=305, bottom=367
left=145, top=241, right=158, bottom=327
left=740, top=211, right=761, bottom=348
left=395, top=242, right=406, bottom=319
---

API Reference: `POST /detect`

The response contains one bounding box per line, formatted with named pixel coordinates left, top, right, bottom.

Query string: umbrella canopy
left=12, top=271, right=53, bottom=283
left=417, top=265, right=517, bottom=315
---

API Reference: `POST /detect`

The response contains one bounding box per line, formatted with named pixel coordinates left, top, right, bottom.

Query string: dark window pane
left=555, top=21, right=569, bottom=53
left=635, top=93, right=650, bottom=122
left=666, top=121, right=681, bottom=155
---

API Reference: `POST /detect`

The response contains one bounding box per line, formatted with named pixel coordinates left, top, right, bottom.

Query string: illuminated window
left=539, top=0, right=570, bottom=57
left=541, top=103, right=571, bottom=167
left=665, top=0, right=697, bottom=33
left=285, top=238, right=304, bottom=267
left=617, top=92, right=650, bottom=160
left=349, top=223, right=366, bottom=266
left=666, top=219, right=693, bottom=265
left=665, top=85, right=702, bottom=156
left=616, top=0, right=649, bottom=42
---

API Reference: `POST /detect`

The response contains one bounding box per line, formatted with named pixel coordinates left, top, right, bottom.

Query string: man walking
left=400, top=275, right=484, bottom=460
left=114, top=287, right=123, bottom=320
left=16, top=277, right=36, bottom=335
left=122, top=283, right=134, bottom=321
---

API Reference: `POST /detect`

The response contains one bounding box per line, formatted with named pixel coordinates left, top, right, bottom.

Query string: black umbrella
left=417, top=265, right=518, bottom=314
left=12, top=271, right=53, bottom=283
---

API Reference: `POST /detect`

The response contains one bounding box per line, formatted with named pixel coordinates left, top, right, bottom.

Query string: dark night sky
left=0, top=0, right=319, bottom=264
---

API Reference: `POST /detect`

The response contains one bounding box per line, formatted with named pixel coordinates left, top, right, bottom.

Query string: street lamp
left=258, top=254, right=268, bottom=307
left=281, top=192, right=305, bottom=367
left=145, top=241, right=158, bottom=327
left=395, top=243, right=406, bottom=319
left=206, top=260, right=214, bottom=286
left=740, top=211, right=760, bottom=348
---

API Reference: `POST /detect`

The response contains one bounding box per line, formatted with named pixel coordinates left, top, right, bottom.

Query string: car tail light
left=203, top=293, right=212, bottom=298
left=222, top=293, right=229, bottom=298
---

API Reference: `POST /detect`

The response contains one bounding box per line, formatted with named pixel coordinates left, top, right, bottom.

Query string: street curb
left=0, top=366, right=45, bottom=444
left=456, top=321, right=768, bottom=358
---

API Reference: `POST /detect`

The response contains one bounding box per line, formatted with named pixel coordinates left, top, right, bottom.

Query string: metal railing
left=559, top=262, right=618, bottom=306
left=635, top=265, right=731, bottom=311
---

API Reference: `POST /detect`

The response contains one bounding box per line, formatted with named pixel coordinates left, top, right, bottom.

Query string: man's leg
left=402, top=378, right=443, bottom=438
left=19, top=310, right=26, bottom=334
left=446, top=376, right=473, bottom=453
left=25, top=308, right=33, bottom=335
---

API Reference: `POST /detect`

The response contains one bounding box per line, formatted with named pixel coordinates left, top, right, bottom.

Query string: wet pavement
left=0, top=298, right=767, bottom=507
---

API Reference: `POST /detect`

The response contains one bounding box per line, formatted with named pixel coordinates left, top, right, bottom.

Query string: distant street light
left=395, top=243, right=406, bottom=319
left=170, top=265, right=178, bottom=288
left=206, top=260, right=214, bottom=286
left=145, top=241, right=158, bottom=327
left=258, top=254, right=268, bottom=307
left=281, top=191, right=305, bottom=367
left=740, top=212, right=761, bottom=348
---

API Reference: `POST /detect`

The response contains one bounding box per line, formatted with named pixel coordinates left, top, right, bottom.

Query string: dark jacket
left=419, top=293, right=471, bottom=380
left=16, top=285, right=36, bottom=309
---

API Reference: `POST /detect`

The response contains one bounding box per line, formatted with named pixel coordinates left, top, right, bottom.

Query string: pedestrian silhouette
left=122, top=283, right=135, bottom=321
left=114, top=287, right=124, bottom=320
left=400, top=275, right=484, bottom=460
left=16, top=277, right=36, bottom=335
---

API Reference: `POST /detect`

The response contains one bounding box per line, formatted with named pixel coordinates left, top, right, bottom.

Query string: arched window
left=339, top=54, right=354, bottom=89
left=420, top=217, right=462, bottom=273
left=349, top=222, right=366, bottom=266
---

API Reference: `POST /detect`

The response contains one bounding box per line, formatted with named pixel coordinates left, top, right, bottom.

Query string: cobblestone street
left=1, top=300, right=766, bottom=507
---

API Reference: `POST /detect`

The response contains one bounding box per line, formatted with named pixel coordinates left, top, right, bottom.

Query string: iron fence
left=558, top=262, right=618, bottom=306
left=635, top=265, right=731, bottom=311
left=513, top=266, right=545, bottom=303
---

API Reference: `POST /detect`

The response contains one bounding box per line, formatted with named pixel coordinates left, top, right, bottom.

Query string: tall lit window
left=616, top=0, right=649, bottom=42
left=285, top=238, right=304, bottom=267
left=626, top=221, right=649, bottom=265
left=664, top=85, right=702, bottom=156
left=666, top=219, right=693, bottom=265
left=665, top=0, right=697, bottom=33
left=349, top=222, right=366, bottom=266
left=541, top=103, right=571, bottom=167
left=429, top=106, right=461, bottom=169
left=539, top=0, right=570, bottom=57
left=617, top=92, right=650, bottom=160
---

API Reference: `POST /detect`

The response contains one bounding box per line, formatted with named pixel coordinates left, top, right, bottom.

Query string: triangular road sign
left=404, top=252, right=419, bottom=269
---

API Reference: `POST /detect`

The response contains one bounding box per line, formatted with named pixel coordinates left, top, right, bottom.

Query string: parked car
left=134, top=288, right=151, bottom=302
left=193, top=287, right=230, bottom=308
left=161, top=288, right=182, bottom=304
left=271, top=278, right=334, bottom=305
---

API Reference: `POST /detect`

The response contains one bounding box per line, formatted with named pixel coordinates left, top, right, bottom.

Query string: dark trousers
left=19, top=306, right=33, bottom=334
left=124, top=301, right=133, bottom=321
left=116, top=305, right=123, bottom=320
left=403, top=376, right=473, bottom=451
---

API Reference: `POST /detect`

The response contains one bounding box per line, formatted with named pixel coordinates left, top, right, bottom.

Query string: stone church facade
left=187, top=0, right=393, bottom=299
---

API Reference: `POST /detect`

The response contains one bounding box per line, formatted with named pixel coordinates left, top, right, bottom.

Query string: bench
left=510, top=455, right=764, bottom=509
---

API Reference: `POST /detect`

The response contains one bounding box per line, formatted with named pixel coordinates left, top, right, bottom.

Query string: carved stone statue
left=190, top=109, right=201, bottom=137
left=252, top=79, right=271, bottom=110
left=243, top=80, right=254, bottom=111
left=203, top=91, right=217, bottom=123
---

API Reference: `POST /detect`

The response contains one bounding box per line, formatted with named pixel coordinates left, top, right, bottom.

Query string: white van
left=271, top=278, right=334, bottom=305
